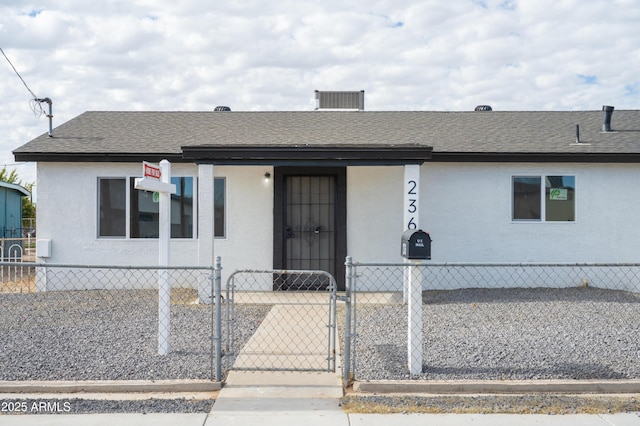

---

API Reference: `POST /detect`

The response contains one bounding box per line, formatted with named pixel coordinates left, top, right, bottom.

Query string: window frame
left=97, top=175, right=207, bottom=239
left=129, top=176, right=196, bottom=239
left=511, top=175, right=542, bottom=221
left=97, top=177, right=127, bottom=239
left=511, top=174, right=576, bottom=223
left=214, top=176, right=226, bottom=239
left=96, top=175, right=229, bottom=241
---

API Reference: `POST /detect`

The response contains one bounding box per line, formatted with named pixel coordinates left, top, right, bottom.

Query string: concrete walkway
left=204, top=370, right=345, bottom=425
left=232, top=304, right=333, bottom=371
left=205, top=298, right=345, bottom=424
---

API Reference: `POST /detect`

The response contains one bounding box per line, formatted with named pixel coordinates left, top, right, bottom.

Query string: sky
left=1, top=0, right=640, bottom=194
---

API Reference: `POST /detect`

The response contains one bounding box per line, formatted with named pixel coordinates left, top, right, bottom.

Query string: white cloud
left=1, top=0, right=640, bottom=188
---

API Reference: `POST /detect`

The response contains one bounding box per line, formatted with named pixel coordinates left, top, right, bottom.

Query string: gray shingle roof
left=12, top=110, right=640, bottom=162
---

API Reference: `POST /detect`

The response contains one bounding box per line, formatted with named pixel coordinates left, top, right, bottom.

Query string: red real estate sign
left=143, top=161, right=161, bottom=179
left=135, top=161, right=176, bottom=194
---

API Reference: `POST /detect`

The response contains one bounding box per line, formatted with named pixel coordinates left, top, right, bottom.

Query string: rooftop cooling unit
left=315, top=90, right=364, bottom=110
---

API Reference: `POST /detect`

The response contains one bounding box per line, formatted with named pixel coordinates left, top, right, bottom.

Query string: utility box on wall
left=401, top=230, right=431, bottom=260
left=36, top=239, right=52, bottom=258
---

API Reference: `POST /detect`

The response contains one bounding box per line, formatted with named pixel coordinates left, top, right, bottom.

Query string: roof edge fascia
left=12, top=152, right=186, bottom=163
left=430, top=152, right=640, bottom=163
left=181, top=144, right=433, bottom=164
left=16, top=149, right=640, bottom=164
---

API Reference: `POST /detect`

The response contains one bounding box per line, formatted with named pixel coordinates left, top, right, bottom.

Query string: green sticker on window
left=153, top=192, right=160, bottom=203
left=549, top=188, right=567, bottom=200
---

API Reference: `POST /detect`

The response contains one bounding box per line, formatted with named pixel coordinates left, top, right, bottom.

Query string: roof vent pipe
left=36, top=97, right=53, bottom=137
left=602, top=105, right=614, bottom=132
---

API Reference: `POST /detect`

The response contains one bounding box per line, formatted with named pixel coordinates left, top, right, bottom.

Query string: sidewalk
left=2, top=402, right=639, bottom=425
left=203, top=370, right=346, bottom=426
left=203, top=370, right=640, bottom=426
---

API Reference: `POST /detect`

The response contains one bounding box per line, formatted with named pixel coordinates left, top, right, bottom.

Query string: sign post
left=134, top=160, right=176, bottom=356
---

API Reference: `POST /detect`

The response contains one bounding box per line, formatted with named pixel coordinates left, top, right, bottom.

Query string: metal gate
left=284, top=175, right=337, bottom=277
left=224, top=269, right=337, bottom=372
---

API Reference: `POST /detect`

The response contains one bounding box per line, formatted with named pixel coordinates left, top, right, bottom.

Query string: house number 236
left=406, top=179, right=418, bottom=230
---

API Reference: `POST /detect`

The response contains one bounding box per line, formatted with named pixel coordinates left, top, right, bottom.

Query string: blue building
left=0, top=181, right=30, bottom=244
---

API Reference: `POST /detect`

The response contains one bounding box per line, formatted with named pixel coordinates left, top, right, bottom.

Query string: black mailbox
left=401, top=229, right=431, bottom=260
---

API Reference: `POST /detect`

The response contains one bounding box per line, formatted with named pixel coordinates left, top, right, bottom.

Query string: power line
left=0, top=46, right=45, bottom=116
left=1, top=162, right=30, bottom=167
left=0, top=47, right=39, bottom=99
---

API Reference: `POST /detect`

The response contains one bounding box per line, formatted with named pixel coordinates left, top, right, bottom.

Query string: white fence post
left=407, top=261, right=424, bottom=376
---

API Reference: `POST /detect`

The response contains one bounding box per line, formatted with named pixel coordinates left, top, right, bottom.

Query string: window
left=98, top=178, right=126, bottom=237
left=214, top=177, right=226, bottom=238
left=512, top=175, right=575, bottom=222
left=545, top=176, right=575, bottom=221
left=98, top=176, right=226, bottom=238
left=130, top=177, right=194, bottom=238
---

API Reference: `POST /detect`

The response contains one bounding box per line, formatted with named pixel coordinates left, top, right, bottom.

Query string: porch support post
left=403, top=164, right=421, bottom=303
left=404, top=164, right=423, bottom=376
left=198, top=164, right=216, bottom=304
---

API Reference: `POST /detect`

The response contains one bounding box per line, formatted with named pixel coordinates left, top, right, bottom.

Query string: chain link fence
left=0, top=262, right=340, bottom=382
left=0, top=262, right=220, bottom=381
left=224, top=269, right=337, bottom=373
left=7, top=258, right=639, bottom=387
left=343, top=261, right=640, bottom=384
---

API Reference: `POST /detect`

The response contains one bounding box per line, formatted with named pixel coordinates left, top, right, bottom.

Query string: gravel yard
left=0, top=398, right=214, bottom=415
left=4, top=284, right=640, bottom=414
left=0, top=289, right=270, bottom=381
left=6, top=286, right=637, bottom=382
left=349, top=286, right=640, bottom=381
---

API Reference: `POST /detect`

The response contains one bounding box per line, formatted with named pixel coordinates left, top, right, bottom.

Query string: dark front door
left=274, top=167, right=346, bottom=290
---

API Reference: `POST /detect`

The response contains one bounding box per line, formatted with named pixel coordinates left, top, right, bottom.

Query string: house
left=12, top=92, right=640, bottom=292
left=0, top=181, right=30, bottom=259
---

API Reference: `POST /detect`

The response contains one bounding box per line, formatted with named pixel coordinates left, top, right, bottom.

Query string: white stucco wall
left=347, top=166, right=405, bottom=263
left=347, top=162, right=640, bottom=264
left=36, top=160, right=640, bottom=290
left=35, top=162, right=273, bottom=289
left=422, top=162, right=640, bottom=263
left=212, top=165, right=274, bottom=285
left=36, top=162, right=200, bottom=266
left=347, top=162, right=640, bottom=290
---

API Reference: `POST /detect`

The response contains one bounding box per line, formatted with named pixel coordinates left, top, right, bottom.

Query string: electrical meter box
left=36, top=239, right=52, bottom=258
